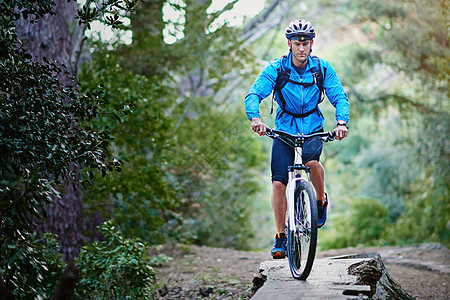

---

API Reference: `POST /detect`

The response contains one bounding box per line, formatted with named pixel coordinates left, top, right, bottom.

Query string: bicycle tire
left=287, top=180, right=318, bottom=280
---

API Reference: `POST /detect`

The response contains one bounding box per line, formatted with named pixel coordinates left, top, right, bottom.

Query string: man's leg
left=272, top=181, right=287, bottom=233
left=306, top=160, right=328, bottom=227
left=305, top=160, right=325, bottom=201
left=270, top=138, right=292, bottom=258
left=271, top=180, right=288, bottom=258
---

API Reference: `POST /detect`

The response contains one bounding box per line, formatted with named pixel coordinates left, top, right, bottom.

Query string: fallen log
left=339, top=253, right=415, bottom=300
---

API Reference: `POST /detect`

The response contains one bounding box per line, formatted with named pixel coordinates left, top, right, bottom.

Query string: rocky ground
left=152, top=243, right=449, bottom=299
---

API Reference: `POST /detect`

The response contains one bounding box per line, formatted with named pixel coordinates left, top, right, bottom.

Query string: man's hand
left=333, top=121, right=348, bottom=140
left=251, top=117, right=267, bottom=136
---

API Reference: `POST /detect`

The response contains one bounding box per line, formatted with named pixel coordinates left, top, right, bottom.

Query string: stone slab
left=251, top=258, right=373, bottom=300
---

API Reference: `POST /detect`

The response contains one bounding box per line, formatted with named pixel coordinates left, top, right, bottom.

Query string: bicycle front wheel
left=287, top=180, right=318, bottom=280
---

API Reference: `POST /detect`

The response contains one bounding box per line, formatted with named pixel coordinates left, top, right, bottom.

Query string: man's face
left=288, top=39, right=312, bottom=65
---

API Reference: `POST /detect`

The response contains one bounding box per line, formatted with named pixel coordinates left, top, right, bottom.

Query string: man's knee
left=305, top=159, right=319, bottom=166
left=306, top=160, right=323, bottom=169
left=272, top=181, right=286, bottom=193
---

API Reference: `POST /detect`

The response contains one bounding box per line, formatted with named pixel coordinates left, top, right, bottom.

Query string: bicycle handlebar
left=265, top=127, right=335, bottom=143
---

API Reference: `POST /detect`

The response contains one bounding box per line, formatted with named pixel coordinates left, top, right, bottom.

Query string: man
left=245, top=19, right=349, bottom=259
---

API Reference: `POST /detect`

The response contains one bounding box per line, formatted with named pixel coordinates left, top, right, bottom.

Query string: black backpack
left=271, top=55, right=327, bottom=120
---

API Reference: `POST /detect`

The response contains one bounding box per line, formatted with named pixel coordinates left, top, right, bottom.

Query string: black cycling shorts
left=271, top=129, right=324, bottom=186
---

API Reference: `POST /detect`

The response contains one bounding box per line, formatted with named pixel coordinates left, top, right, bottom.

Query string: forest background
left=0, top=0, right=448, bottom=298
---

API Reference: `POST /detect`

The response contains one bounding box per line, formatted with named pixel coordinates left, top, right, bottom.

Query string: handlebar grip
left=327, top=131, right=336, bottom=141
left=265, top=127, right=274, bottom=137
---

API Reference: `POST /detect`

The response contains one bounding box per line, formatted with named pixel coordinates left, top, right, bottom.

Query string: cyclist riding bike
left=244, top=19, right=349, bottom=259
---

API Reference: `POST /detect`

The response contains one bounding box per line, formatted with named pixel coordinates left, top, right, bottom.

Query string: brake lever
left=327, top=131, right=336, bottom=141
left=265, top=128, right=275, bottom=138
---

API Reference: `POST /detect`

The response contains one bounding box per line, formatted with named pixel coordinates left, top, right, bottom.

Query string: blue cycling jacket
left=245, top=53, right=349, bottom=135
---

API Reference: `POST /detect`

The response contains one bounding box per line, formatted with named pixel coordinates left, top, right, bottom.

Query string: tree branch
left=175, top=68, right=205, bottom=131
left=377, top=94, right=440, bottom=114
left=207, top=0, right=239, bottom=27
left=357, top=93, right=440, bottom=114
left=70, top=23, right=88, bottom=75
left=242, top=0, right=281, bottom=35
left=241, top=0, right=292, bottom=46
left=70, top=0, right=92, bottom=75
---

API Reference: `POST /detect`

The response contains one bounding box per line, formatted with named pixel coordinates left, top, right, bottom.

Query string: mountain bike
left=266, top=128, right=335, bottom=280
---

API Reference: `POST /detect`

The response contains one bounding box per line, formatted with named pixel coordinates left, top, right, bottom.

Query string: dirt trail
left=153, top=243, right=449, bottom=299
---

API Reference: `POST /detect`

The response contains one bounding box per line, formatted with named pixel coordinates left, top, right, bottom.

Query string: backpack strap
left=270, top=55, right=289, bottom=114
left=270, top=56, right=316, bottom=114
left=271, top=55, right=327, bottom=121
left=310, top=56, right=326, bottom=104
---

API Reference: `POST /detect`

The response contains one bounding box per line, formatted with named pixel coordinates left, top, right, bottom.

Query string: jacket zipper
left=300, top=76, right=304, bottom=134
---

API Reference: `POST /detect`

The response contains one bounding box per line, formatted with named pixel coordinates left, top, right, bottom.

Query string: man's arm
left=320, top=60, right=349, bottom=120
left=244, top=60, right=279, bottom=121
left=320, top=59, right=349, bottom=140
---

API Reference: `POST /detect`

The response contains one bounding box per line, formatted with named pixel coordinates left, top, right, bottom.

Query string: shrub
left=75, top=220, right=156, bottom=299
left=321, top=197, right=389, bottom=250
left=0, top=233, right=65, bottom=299
left=384, top=168, right=450, bottom=246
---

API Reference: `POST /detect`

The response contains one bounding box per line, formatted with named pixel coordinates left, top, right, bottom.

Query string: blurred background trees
left=78, top=0, right=265, bottom=248
left=1, top=0, right=448, bottom=297
left=316, top=0, right=449, bottom=248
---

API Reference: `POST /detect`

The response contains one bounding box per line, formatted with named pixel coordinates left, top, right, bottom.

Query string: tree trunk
left=16, top=0, right=85, bottom=261
left=16, top=0, right=76, bottom=70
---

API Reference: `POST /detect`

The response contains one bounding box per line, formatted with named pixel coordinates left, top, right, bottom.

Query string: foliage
left=312, top=0, right=449, bottom=249
left=351, top=112, right=420, bottom=220
left=11, top=0, right=139, bottom=29
left=1, top=0, right=264, bottom=296
left=74, top=0, right=139, bottom=29
left=169, top=100, right=265, bottom=249
left=364, top=0, right=448, bottom=83
left=321, top=197, right=389, bottom=250
left=0, top=0, right=124, bottom=295
left=80, top=47, right=265, bottom=248
left=8, top=0, right=56, bottom=21
left=0, top=233, right=65, bottom=299
left=79, top=49, right=177, bottom=243
left=75, top=220, right=156, bottom=299
left=384, top=166, right=450, bottom=246
left=383, top=113, right=450, bottom=245
left=355, top=0, right=448, bottom=244
left=148, top=253, right=173, bottom=267
left=341, top=0, right=448, bottom=113
left=79, top=0, right=264, bottom=250
left=0, top=41, right=117, bottom=230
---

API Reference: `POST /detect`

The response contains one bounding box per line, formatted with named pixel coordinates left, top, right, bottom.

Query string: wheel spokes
left=288, top=185, right=317, bottom=280
left=295, top=194, right=311, bottom=235
left=295, top=193, right=311, bottom=271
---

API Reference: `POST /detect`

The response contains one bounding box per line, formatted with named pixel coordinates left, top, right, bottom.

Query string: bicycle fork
left=286, top=145, right=311, bottom=231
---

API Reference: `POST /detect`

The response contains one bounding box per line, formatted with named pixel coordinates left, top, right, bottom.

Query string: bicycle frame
left=265, top=127, right=335, bottom=280
left=286, top=144, right=310, bottom=233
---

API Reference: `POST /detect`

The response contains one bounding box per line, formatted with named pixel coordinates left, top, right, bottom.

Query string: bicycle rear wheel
left=287, top=180, right=318, bottom=280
